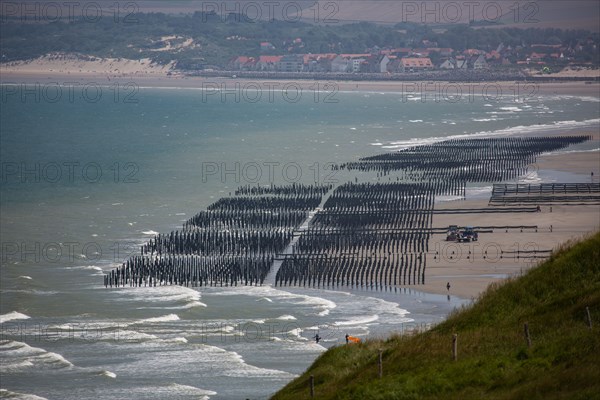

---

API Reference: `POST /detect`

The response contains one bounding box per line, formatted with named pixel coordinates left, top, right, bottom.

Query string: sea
left=1, top=81, right=599, bottom=399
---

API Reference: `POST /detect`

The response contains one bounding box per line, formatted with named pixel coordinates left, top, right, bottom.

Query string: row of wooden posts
left=306, top=307, right=594, bottom=397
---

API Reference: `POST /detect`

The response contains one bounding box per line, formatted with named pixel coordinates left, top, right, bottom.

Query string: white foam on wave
left=196, top=343, right=295, bottom=378
left=63, top=265, right=104, bottom=276
left=18, top=276, right=32, bottom=280
left=499, top=106, right=522, bottom=112
left=0, top=388, right=49, bottom=400
left=333, top=315, right=379, bottom=326
left=276, top=315, right=297, bottom=321
left=256, top=297, right=273, bottom=303
left=169, top=383, right=216, bottom=399
left=142, top=230, right=159, bottom=235
left=99, top=370, right=117, bottom=378
left=209, top=286, right=337, bottom=317
left=135, top=314, right=180, bottom=324
left=542, top=147, right=600, bottom=156
left=0, top=311, right=30, bottom=324
left=285, top=327, right=305, bottom=340
left=117, top=286, right=205, bottom=309
left=381, top=119, right=600, bottom=150
left=110, top=330, right=158, bottom=342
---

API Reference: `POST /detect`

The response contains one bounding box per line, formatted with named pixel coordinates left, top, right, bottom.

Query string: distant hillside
left=1, top=12, right=598, bottom=69
left=272, top=232, right=600, bottom=400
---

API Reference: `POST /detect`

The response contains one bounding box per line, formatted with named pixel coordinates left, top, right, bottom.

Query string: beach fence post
left=524, top=323, right=532, bottom=347
left=310, top=374, right=315, bottom=398
left=586, top=307, right=593, bottom=329
left=452, top=334, right=458, bottom=361
left=378, top=349, right=383, bottom=378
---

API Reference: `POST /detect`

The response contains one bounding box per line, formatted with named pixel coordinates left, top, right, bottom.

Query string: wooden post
left=586, top=307, right=593, bottom=329
left=378, top=349, right=383, bottom=378
left=452, top=334, right=458, bottom=361
left=524, top=323, right=531, bottom=347
left=310, top=375, right=315, bottom=398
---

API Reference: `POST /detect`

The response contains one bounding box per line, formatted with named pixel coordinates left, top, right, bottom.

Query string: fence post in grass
left=452, top=334, right=458, bottom=361
left=524, top=323, right=531, bottom=347
left=310, top=375, right=315, bottom=398
left=586, top=307, right=592, bottom=329
left=378, top=349, right=383, bottom=378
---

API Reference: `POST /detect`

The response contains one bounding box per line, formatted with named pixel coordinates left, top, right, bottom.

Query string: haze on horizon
left=2, top=0, right=599, bottom=31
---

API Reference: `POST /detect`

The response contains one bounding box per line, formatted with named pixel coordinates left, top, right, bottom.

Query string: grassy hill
left=272, top=232, right=600, bottom=400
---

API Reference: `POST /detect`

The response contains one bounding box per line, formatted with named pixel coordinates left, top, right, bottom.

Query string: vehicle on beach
left=458, top=226, right=478, bottom=242
left=446, top=225, right=459, bottom=241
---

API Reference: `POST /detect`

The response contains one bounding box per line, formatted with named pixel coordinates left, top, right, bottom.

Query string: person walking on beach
left=446, top=282, right=451, bottom=291
left=314, top=334, right=321, bottom=344
left=345, top=334, right=349, bottom=344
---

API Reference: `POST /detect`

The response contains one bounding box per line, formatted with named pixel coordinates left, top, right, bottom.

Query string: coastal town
left=227, top=39, right=590, bottom=75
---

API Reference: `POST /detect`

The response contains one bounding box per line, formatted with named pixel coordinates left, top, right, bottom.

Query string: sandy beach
left=2, top=55, right=599, bottom=97
left=423, top=148, right=600, bottom=299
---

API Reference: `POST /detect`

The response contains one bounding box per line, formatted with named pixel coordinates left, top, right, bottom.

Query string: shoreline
left=2, top=69, right=600, bottom=97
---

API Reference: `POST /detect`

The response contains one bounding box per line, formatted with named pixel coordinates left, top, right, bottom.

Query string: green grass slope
left=272, top=233, right=600, bottom=400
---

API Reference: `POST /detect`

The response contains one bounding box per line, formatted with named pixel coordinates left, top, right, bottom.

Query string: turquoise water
left=1, top=84, right=598, bottom=399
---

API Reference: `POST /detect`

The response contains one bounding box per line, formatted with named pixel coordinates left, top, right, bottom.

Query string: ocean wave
left=0, top=388, right=48, bottom=400
left=209, top=286, right=337, bottom=317
left=168, top=383, right=216, bottom=399
left=499, top=106, right=522, bottom=112
left=192, top=343, right=295, bottom=379
left=381, top=119, right=600, bottom=150
left=285, top=327, right=305, bottom=340
left=112, top=330, right=159, bottom=342
left=135, top=314, right=180, bottom=324
left=99, top=370, right=117, bottom=379
left=255, top=297, right=273, bottom=303
left=0, top=340, right=74, bottom=371
left=0, top=311, right=30, bottom=324
left=542, top=147, right=600, bottom=156
left=116, top=286, right=204, bottom=310
left=276, top=315, right=297, bottom=321
left=142, top=230, right=159, bottom=235
left=333, top=315, right=379, bottom=327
